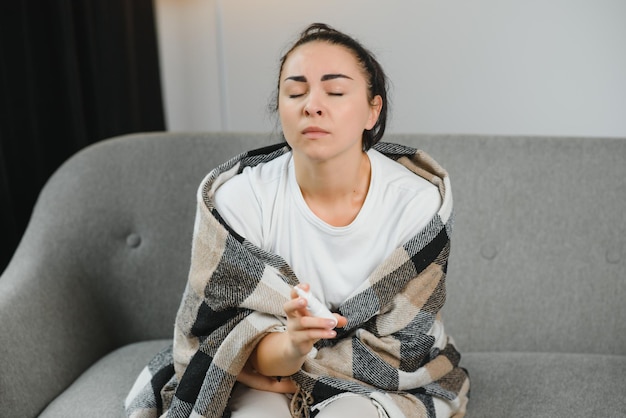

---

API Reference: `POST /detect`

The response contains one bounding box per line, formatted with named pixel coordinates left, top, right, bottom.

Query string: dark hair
left=272, top=23, right=389, bottom=151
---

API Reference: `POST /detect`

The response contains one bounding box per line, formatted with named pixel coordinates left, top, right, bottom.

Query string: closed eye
left=328, top=92, right=343, bottom=96
left=288, top=94, right=305, bottom=98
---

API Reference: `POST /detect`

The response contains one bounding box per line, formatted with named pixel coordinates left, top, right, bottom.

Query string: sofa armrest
left=0, top=225, right=114, bottom=416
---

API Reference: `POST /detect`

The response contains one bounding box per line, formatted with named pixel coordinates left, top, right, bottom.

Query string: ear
left=365, top=95, right=383, bottom=130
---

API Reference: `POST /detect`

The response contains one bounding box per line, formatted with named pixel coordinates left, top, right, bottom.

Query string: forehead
left=280, top=41, right=364, bottom=79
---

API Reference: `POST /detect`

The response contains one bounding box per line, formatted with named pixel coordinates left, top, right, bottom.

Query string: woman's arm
left=236, top=359, right=298, bottom=393
left=239, top=284, right=347, bottom=389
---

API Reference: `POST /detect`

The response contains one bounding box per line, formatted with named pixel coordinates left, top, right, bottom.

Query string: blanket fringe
left=290, top=384, right=313, bottom=418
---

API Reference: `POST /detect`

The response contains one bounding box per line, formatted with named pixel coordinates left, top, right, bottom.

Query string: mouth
left=301, top=126, right=330, bottom=138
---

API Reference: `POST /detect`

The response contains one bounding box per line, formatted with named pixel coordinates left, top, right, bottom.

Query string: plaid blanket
left=125, top=142, right=470, bottom=418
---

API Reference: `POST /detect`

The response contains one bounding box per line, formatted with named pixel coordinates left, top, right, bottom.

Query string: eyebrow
left=284, top=73, right=354, bottom=82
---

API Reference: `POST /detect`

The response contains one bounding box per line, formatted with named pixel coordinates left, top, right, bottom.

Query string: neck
left=293, top=150, right=371, bottom=226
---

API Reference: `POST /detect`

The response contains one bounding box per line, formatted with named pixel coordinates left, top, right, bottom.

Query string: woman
left=126, top=23, right=469, bottom=418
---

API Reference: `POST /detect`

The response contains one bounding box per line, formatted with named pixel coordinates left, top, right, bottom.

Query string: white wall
left=154, top=0, right=626, bottom=137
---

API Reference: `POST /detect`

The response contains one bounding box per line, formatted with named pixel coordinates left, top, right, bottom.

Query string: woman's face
left=278, top=41, right=381, bottom=162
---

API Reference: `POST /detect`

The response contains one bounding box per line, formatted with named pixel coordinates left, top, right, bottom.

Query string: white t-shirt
left=214, top=148, right=441, bottom=309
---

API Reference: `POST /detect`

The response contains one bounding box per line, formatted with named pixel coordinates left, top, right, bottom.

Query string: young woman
left=126, top=23, right=469, bottom=418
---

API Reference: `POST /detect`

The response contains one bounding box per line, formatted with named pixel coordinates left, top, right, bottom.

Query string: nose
left=303, top=91, right=323, bottom=116
left=304, top=107, right=322, bottom=116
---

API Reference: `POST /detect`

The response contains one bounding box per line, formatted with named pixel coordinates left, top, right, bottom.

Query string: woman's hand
left=283, top=284, right=348, bottom=358
left=248, top=283, right=347, bottom=378
left=236, top=360, right=298, bottom=393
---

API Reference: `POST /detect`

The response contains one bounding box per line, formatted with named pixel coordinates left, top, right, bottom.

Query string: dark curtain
left=0, top=1, right=165, bottom=272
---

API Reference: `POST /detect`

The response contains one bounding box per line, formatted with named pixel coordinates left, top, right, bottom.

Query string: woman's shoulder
left=212, top=152, right=291, bottom=244
left=367, top=149, right=442, bottom=244
left=369, top=148, right=439, bottom=194
left=217, top=152, right=291, bottom=195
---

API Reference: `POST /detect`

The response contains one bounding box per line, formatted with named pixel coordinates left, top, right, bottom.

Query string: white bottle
left=294, top=287, right=338, bottom=328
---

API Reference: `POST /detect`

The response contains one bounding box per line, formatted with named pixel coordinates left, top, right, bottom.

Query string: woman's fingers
left=284, top=294, right=309, bottom=318
left=237, top=362, right=297, bottom=393
left=334, top=313, right=348, bottom=328
left=286, top=284, right=347, bottom=333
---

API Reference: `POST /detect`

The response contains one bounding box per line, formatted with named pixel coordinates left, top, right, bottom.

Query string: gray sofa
left=1, top=132, right=625, bottom=417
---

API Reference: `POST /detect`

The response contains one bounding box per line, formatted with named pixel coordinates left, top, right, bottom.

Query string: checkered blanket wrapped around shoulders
left=125, top=142, right=470, bottom=418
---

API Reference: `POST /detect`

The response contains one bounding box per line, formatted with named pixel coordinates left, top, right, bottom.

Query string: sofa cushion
left=39, top=342, right=626, bottom=417
left=462, top=352, right=626, bottom=417
left=39, top=340, right=170, bottom=417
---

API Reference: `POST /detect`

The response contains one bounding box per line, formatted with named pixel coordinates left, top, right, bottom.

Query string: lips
left=302, top=126, right=330, bottom=138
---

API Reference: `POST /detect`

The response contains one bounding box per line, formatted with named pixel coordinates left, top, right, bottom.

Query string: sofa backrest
left=13, top=132, right=276, bottom=346
left=19, top=132, right=626, bottom=355
left=404, top=134, right=626, bottom=356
